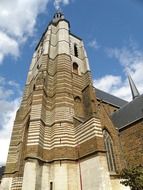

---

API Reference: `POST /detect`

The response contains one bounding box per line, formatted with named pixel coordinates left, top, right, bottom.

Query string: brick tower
left=1, top=12, right=127, bottom=190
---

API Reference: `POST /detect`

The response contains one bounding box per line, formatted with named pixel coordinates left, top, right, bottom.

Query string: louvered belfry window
left=74, top=44, right=78, bottom=57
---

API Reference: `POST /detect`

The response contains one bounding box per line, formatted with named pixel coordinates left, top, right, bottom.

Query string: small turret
left=52, top=11, right=64, bottom=24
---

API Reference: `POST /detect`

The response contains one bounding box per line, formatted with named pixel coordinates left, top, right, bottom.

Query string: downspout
left=77, top=143, right=83, bottom=190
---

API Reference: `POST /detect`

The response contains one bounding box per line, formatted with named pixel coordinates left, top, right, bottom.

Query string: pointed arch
left=74, top=96, right=84, bottom=117
left=73, top=62, right=79, bottom=74
left=103, top=129, right=116, bottom=172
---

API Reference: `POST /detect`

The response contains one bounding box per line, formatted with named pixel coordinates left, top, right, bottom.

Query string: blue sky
left=0, top=0, right=143, bottom=165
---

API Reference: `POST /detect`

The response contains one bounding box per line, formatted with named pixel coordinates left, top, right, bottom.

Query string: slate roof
left=95, top=88, right=143, bottom=129
left=95, top=88, right=128, bottom=108
left=111, top=94, right=143, bottom=129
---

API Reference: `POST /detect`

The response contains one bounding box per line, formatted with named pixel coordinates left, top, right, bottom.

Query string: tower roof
left=111, top=75, right=142, bottom=129
left=35, top=11, right=68, bottom=50
left=128, top=74, right=140, bottom=100
left=52, top=11, right=64, bottom=25
left=95, top=88, right=128, bottom=108
left=111, top=94, right=143, bottom=129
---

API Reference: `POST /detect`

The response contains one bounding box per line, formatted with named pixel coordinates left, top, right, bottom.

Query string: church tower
left=1, top=12, right=126, bottom=190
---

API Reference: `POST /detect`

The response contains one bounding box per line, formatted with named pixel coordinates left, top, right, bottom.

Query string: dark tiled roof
left=95, top=88, right=128, bottom=108
left=111, top=94, right=143, bottom=129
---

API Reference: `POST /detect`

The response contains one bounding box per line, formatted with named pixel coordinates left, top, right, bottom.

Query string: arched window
left=74, top=96, right=84, bottom=117
left=103, top=130, right=116, bottom=172
left=37, top=64, right=40, bottom=69
left=50, top=182, right=53, bottom=190
left=74, top=44, right=78, bottom=57
left=74, top=96, right=81, bottom=103
left=73, top=62, right=78, bottom=74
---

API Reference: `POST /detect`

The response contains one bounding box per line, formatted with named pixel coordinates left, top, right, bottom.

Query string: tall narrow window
left=33, top=84, right=36, bottom=91
left=50, top=182, right=53, bottom=190
left=73, top=62, right=78, bottom=74
left=103, top=130, right=116, bottom=172
left=74, top=44, right=78, bottom=57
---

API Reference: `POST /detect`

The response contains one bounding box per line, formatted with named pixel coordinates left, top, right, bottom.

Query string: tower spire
left=128, top=74, right=140, bottom=99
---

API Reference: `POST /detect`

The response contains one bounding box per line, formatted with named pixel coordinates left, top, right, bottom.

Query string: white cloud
left=0, top=99, right=19, bottom=166
left=0, top=31, right=19, bottom=63
left=0, top=0, right=49, bottom=38
left=88, top=39, right=100, bottom=50
left=94, top=75, right=121, bottom=92
left=54, top=0, right=72, bottom=10
left=94, top=75, right=131, bottom=101
left=94, top=42, right=143, bottom=101
left=0, top=0, right=74, bottom=63
left=0, top=76, right=21, bottom=166
left=106, top=43, right=143, bottom=90
left=0, top=0, right=50, bottom=63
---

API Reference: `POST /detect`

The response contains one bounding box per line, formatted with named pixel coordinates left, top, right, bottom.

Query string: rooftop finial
left=128, top=74, right=140, bottom=100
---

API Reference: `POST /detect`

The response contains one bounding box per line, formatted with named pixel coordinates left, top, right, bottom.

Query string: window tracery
left=103, top=130, right=116, bottom=172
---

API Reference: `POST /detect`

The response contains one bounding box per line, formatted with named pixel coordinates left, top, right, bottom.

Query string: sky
left=0, top=0, right=143, bottom=165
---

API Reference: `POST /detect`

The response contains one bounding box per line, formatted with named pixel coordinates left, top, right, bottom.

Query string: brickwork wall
left=97, top=100, right=125, bottom=173
left=119, top=120, right=143, bottom=167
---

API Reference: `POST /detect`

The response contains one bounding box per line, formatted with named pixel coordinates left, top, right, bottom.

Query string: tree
left=120, top=165, right=143, bottom=190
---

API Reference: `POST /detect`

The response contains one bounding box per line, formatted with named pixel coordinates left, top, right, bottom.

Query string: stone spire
left=128, top=74, right=140, bottom=99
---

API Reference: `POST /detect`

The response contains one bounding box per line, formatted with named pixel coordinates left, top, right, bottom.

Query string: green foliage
left=120, top=165, right=143, bottom=190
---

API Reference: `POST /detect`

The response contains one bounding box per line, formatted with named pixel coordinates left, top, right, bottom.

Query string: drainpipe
left=77, top=143, right=83, bottom=190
